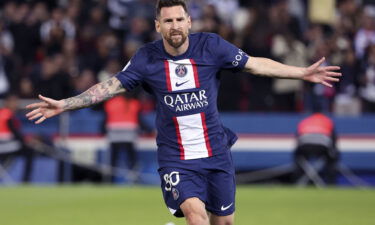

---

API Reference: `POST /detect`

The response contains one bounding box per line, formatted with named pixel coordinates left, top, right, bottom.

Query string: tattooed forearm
left=63, top=77, right=125, bottom=111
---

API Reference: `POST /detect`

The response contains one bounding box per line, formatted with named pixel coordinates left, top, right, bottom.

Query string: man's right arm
left=26, top=77, right=126, bottom=124
left=63, top=77, right=125, bottom=110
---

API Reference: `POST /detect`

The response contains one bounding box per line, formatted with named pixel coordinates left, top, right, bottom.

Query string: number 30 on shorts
left=163, top=171, right=180, bottom=191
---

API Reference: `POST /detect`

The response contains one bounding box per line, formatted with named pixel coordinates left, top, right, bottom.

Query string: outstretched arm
left=244, top=57, right=341, bottom=87
left=26, top=77, right=125, bottom=124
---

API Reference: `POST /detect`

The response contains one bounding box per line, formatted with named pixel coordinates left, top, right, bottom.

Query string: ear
left=155, top=19, right=161, bottom=33
left=188, top=16, right=192, bottom=29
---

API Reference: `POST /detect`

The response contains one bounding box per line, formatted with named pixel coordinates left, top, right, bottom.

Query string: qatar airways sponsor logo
left=164, top=90, right=208, bottom=112
left=232, top=49, right=247, bottom=67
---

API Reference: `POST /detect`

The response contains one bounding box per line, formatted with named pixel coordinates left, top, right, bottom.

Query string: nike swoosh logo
left=175, top=80, right=189, bottom=87
left=220, top=203, right=233, bottom=211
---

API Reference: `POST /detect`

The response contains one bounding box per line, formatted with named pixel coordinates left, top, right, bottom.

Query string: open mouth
left=170, top=31, right=183, bottom=37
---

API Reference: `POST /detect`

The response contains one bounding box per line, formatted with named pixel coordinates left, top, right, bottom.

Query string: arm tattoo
left=63, top=77, right=125, bottom=111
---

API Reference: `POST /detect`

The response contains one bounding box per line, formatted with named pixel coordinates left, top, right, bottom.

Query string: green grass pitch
left=0, top=185, right=374, bottom=225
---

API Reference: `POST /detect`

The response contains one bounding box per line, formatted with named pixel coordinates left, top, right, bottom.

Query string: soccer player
left=26, top=0, right=341, bottom=224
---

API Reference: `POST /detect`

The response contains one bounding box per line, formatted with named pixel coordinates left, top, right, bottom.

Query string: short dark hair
left=155, top=0, right=188, bottom=18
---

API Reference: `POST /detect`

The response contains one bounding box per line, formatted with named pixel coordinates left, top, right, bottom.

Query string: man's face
left=155, top=6, right=191, bottom=49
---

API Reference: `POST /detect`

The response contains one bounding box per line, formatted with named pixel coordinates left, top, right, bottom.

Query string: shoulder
left=130, top=43, right=157, bottom=65
left=135, top=39, right=168, bottom=62
left=134, top=45, right=151, bottom=58
left=197, top=32, right=228, bottom=50
left=204, top=32, right=221, bottom=39
left=143, top=40, right=164, bottom=55
left=189, top=32, right=224, bottom=55
left=190, top=32, right=222, bottom=43
left=123, top=41, right=164, bottom=74
left=190, top=32, right=220, bottom=38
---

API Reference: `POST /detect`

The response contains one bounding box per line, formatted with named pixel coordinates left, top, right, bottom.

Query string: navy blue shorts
left=158, top=150, right=236, bottom=217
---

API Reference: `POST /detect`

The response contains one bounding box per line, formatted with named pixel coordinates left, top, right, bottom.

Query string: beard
left=165, top=29, right=188, bottom=49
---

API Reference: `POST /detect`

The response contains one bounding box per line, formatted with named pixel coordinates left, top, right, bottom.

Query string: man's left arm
left=243, top=56, right=341, bottom=87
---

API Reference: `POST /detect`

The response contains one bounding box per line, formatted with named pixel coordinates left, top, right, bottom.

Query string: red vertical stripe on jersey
left=190, top=59, right=200, bottom=88
left=200, top=112, right=213, bottom=157
left=164, top=60, right=172, bottom=91
left=172, top=117, right=185, bottom=160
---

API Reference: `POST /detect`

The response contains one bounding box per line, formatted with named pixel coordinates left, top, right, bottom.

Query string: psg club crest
left=172, top=188, right=179, bottom=200
left=175, top=64, right=187, bottom=78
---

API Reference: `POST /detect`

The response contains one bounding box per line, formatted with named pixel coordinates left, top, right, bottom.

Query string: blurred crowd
left=1, top=0, right=375, bottom=114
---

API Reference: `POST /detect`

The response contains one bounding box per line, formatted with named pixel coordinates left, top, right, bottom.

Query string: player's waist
left=157, top=146, right=230, bottom=166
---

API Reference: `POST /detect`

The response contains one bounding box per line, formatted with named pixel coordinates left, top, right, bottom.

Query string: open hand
left=26, top=95, right=65, bottom=124
left=302, top=57, right=342, bottom=87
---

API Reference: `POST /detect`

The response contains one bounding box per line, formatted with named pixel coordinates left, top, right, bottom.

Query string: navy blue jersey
left=115, top=32, right=249, bottom=165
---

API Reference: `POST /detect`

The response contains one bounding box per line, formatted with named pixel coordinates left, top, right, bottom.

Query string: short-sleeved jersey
left=116, top=32, right=249, bottom=166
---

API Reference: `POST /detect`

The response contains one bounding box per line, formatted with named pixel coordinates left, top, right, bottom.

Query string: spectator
left=18, top=77, right=36, bottom=99
left=207, top=0, right=239, bottom=26
left=104, top=92, right=143, bottom=183
left=0, top=21, right=14, bottom=97
left=40, top=7, right=76, bottom=55
left=269, top=0, right=302, bottom=41
left=294, top=110, right=339, bottom=185
left=31, top=54, right=73, bottom=100
left=84, top=5, right=110, bottom=38
left=240, top=4, right=274, bottom=111
left=40, top=7, right=76, bottom=42
left=98, top=58, right=121, bottom=83
left=73, top=69, right=97, bottom=95
left=198, top=4, right=222, bottom=33
left=0, top=94, right=35, bottom=183
left=107, top=0, right=134, bottom=37
left=304, top=39, right=336, bottom=112
left=0, top=0, right=373, bottom=115
left=354, top=5, right=375, bottom=60
left=8, top=2, right=44, bottom=67
left=359, top=44, right=375, bottom=112
left=271, top=32, right=307, bottom=111
left=333, top=47, right=362, bottom=115
left=62, top=39, right=79, bottom=77
left=126, top=16, right=153, bottom=44
left=80, top=31, right=120, bottom=73
left=336, top=0, right=361, bottom=39
left=0, top=20, right=14, bottom=56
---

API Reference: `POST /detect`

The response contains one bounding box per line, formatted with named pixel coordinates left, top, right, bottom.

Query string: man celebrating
left=26, top=0, right=341, bottom=224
